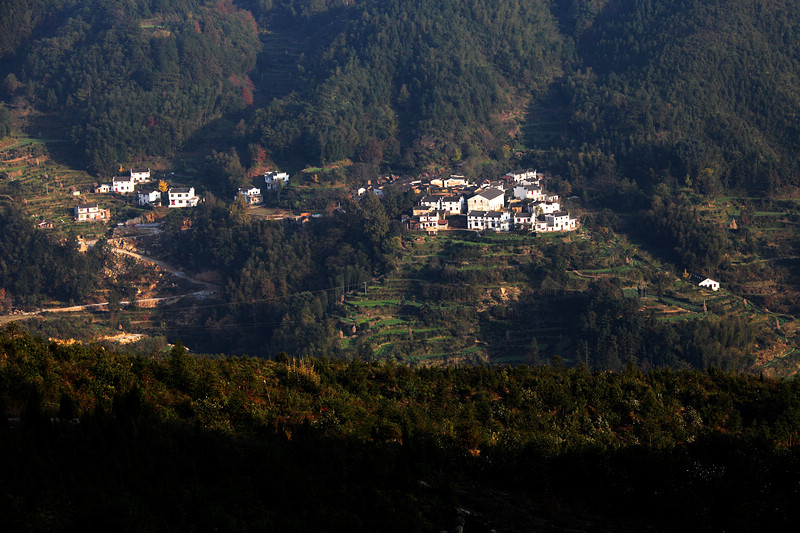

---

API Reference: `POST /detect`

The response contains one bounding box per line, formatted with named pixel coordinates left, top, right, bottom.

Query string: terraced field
left=339, top=231, right=591, bottom=366
left=336, top=225, right=800, bottom=374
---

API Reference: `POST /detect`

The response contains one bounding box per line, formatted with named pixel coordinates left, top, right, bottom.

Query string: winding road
left=0, top=248, right=219, bottom=324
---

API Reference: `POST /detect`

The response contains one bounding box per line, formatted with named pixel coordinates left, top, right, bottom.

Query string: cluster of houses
left=403, top=169, right=579, bottom=235
left=353, top=174, right=401, bottom=198
left=233, top=171, right=292, bottom=206
left=77, top=167, right=199, bottom=221
left=94, top=168, right=153, bottom=195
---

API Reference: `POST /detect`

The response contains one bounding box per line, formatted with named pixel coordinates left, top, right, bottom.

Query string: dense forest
left=0, top=204, right=110, bottom=306
left=152, top=192, right=408, bottom=354
left=1, top=0, right=798, bottom=192
left=2, top=325, right=800, bottom=530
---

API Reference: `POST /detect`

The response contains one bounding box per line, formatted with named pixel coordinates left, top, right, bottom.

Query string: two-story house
left=130, top=168, right=151, bottom=183
left=112, top=175, right=135, bottom=194
left=264, top=171, right=290, bottom=190
left=74, top=203, right=110, bottom=222
left=237, top=186, right=263, bottom=205
left=513, top=184, right=545, bottom=202
left=467, top=210, right=511, bottom=232
left=441, top=195, right=465, bottom=215
left=138, top=190, right=161, bottom=206
left=168, top=187, right=199, bottom=208
left=467, top=188, right=505, bottom=212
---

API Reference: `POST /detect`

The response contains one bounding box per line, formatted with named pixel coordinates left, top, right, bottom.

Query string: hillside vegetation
left=1, top=1, right=798, bottom=192
left=2, top=324, right=800, bottom=530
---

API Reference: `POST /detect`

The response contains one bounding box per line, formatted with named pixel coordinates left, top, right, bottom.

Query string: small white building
left=74, top=203, right=110, bottom=222
left=504, top=168, right=539, bottom=183
left=467, top=188, right=505, bottom=212
left=95, top=183, right=112, bottom=193
left=409, top=211, right=447, bottom=234
left=531, top=201, right=561, bottom=215
left=112, top=176, right=135, bottom=194
left=264, top=171, right=290, bottom=190
left=467, top=210, right=511, bottom=232
left=138, top=190, right=161, bottom=206
left=168, top=187, right=199, bottom=208
left=698, top=278, right=720, bottom=291
left=513, top=184, right=545, bottom=202
left=419, top=195, right=441, bottom=211
left=446, top=176, right=468, bottom=188
left=441, top=195, right=465, bottom=215
left=237, top=186, right=262, bottom=205
left=130, top=168, right=151, bottom=183
left=535, top=211, right=578, bottom=233
left=514, top=212, right=535, bottom=230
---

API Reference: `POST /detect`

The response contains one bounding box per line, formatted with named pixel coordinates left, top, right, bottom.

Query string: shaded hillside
left=2, top=0, right=260, bottom=173
left=246, top=0, right=567, bottom=168
left=557, top=0, right=800, bottom=193
left=2, top=326, right=800, bottom=531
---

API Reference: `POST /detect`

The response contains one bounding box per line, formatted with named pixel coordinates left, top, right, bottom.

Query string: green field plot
left=658, top=295, right=703, bottom=312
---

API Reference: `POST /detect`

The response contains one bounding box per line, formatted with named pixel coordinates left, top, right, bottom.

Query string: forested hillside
left=2, top=325, right=800, bottom=530
left=558, top=0, right=800, bottom=193
left=2, top=0, right=797, bottom=191
left=2, top=0, right=260, bottom=173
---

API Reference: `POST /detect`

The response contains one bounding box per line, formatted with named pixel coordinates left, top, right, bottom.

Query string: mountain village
left=401, top=168, right=579, bottom=235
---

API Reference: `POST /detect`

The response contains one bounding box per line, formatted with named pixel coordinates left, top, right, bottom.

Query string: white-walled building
left=699, top=278, right=720, bottom=291
left=513, top=184, right=545, bottom=202
left=419, top=195, right=442, bottom=210
left=513, top=212, right=535, bottom=230
left=531, top=201, right=561, bottom=215
left=138, top=190, right=161, bottom=206
left=264, top=171, right=290, bottom=190
left=467, top=188, right=505, bottom=212
left=467, top=210, right=511, bottom=232
left=504, top=168, right=539, bottom=183
left=441, top=195, right=465, bottom=215
left=130, top=168, right=151, bottom=183
left=168, top=187, right=199, bottom=208
left=539, top=211, right=578, bottom=232
left=112, top=176, right=135, bottom=194
left=237, top=186, right=262, bottom=205
left=74, top=203, right=110, bottom=222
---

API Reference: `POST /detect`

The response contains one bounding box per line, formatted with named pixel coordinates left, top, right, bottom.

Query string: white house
left=138, top=190, right=161, bottom=206
left=467, top=210, right=511, bottom=232
left=513, top=212, right=535, bottom=230
left=467, top=188, right=505, bottom=212
left=536, top=211, right=578, bottom=233
left=419, top=195, right=442, bottom=211
left=94, top=183, right=111, bottom=193
left=237, top=186, right=262, bottom=205
left=264, top=171, right=290, bottom=190
left=406, top=211, right=447, bottom=234
left=74, top=203, right=110, bottom=222
left=441, top=195, right=465, bottom=215
left=531, top=201, right=561, bottom=215
left=698, top=278, right=720, bottom=291
left=130, top=168, right=151, bottom=183
left=505, top=168, right=539, bottom=183
left=168, top=187, right=199, bottom=208
left=446, top=176, right=467, bottom=188
left=478, top=179, right=507, bottom=191
left=112, top=175, right=135, bottom=194
left=513, top=184, right=545, bottom=202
